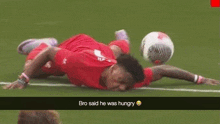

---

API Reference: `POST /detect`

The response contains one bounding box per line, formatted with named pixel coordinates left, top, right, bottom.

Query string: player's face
left=106, top=65, right=133, bottom=91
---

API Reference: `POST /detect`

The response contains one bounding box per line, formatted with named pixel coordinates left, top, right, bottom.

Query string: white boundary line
left=0, top=82, right=73, bottom=87
left=0, top=82, right=220, bottom=93
left=137, top=87, right=220, bottom=93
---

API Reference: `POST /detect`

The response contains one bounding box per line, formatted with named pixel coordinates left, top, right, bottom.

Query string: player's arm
left=3, top=46, right=60, bottom=89
left=150, top=65, right=220, bottom=85
left=23, top=46, right=60, bottom=77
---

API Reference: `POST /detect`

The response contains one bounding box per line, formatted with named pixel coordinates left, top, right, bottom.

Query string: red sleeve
left=133, top=68, right=153, bottom=88
left=108, top=40, right=130, bottom=54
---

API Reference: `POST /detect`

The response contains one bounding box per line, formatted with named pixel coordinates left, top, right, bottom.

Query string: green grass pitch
left=0, top=0, right=219, bottom=124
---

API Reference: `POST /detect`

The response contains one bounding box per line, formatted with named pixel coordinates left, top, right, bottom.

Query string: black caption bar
left=1, top=97, right=219, bottom=110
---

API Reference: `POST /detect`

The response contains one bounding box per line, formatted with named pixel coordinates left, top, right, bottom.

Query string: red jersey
left=27, top=34, right=130, bottom=63
left=54, top=48, right=117, bottom=89
left=27, top=34, right=118, bottom=76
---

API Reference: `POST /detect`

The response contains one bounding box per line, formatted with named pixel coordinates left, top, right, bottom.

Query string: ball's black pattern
left=147, top=44, right=172, bottom=64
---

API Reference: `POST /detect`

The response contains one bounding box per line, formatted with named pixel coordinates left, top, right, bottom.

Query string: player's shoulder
left=85, top=49, right=116, bottom=61
left=109, top=40, right=129, bottom=47
left=74, top=34, right=96, bottom=41
left=70, top=49, right=116, bottom=63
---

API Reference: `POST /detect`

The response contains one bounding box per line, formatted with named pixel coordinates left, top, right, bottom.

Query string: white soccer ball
left=140, top=32, right=174, bottom=65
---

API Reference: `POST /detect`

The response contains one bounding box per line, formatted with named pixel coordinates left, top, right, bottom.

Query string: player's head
left=17, top=110, right=61, bottom=124
left=105, top=54, right=145, bottom=91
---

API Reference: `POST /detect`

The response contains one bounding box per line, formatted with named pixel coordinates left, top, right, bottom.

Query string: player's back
left=58, top=34, right=116, bottom=59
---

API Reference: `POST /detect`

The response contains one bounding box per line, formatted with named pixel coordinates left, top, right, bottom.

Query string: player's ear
left=109, top=65, right=115, bottom=74
left=110, top=64, right=123, bottom=75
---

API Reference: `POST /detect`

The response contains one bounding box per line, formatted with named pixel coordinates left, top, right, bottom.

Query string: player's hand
left=202, top=78, right=220, bottom=85
left=2, top=80, right=27, bottom=89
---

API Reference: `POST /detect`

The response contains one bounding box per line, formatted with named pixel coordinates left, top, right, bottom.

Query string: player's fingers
left=211, top=81, right=218, bottom=85
left=2, top=85, right=8, bottom=89
left=205, top=79, right=219, bottom=85
left=9, top=84, right=18, bottom=89
left=2, top=85, right=7, bottom=89
left=213, top=81, right=220, bottom=85
left=207, top=81, right=217, bottom=85
left=3, top=84, right=12, bottom=89
left=216, top=81, right=220, bottom=85
left=211, top=82, right=217, bottom=86
left=210, top=79, right=219, bottom=85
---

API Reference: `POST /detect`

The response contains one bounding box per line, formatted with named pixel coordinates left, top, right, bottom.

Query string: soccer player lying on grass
left=3, top=30, right=219, bottom=91
left=3, top=31, right=145, bottom=91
